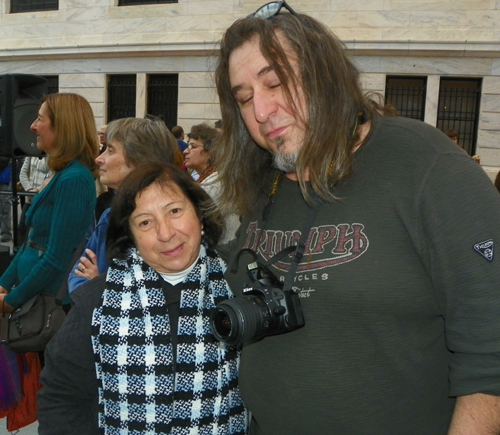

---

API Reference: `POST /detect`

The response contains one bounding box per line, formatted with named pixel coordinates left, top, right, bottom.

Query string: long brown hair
left=41, top=93, right=99, bottom=174
left=215, top=13, right=374, bottom=216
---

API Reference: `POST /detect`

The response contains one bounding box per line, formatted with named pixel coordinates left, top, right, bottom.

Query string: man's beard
left=273, top=137, right=298, bottom=173
left=272, top=137, right=298, bottom=173
left=273, top=150, right=298, bottom=173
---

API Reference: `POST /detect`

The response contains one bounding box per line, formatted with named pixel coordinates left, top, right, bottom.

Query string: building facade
left=1, top=0, right=500, bottom=178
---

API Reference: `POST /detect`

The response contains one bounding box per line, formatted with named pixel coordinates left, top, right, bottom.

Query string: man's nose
left=253, top=92, right=278, bottom=123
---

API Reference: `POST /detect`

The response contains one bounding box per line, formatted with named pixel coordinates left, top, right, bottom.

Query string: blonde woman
left=0, top=93, right=98, bottom=313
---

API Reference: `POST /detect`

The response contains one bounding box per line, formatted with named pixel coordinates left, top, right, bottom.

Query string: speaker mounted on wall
left=0, top=74, right=48, bottom=158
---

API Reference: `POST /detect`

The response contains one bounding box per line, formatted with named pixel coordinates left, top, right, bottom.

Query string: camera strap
left=281, top=203, right=320, bottom=291
left=230, top=171, right=321, bottom=292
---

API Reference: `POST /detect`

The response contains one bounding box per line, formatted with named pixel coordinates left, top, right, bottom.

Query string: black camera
left=210, top=260, right=305, bottom=346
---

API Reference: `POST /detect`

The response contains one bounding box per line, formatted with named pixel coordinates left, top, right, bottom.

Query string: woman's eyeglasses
left=249, top=1, right=296, bottom=19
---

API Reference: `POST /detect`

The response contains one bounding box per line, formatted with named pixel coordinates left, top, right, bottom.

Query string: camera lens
left=210, top=296, right=271, bottom=345
left=213, top=312, right=232, bottom=336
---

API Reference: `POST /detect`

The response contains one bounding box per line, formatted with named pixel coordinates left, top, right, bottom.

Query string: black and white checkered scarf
left=91, top=244, right=248, bottom=434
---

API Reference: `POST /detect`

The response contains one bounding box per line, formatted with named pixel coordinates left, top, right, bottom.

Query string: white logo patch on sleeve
left=474, top=239, right=494, bottom=262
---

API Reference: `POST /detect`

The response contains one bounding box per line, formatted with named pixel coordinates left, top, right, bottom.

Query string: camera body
left=210, top=262, right=305, bottom=346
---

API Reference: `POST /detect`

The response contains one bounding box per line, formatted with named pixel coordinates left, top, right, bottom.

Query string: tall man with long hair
left=214, top=3, right=500, bottom=434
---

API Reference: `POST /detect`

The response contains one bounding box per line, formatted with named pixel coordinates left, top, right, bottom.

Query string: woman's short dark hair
left=107, top=163, right=224, bottom=261
left=188, top=123, right=220, bottom=153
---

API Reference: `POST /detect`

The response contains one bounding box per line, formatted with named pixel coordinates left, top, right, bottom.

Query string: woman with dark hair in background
left=0, top=93, right=98, bottom=314
left=184, top=123, right=240, bottom=242
left=38, top=163, right=247, bottom=435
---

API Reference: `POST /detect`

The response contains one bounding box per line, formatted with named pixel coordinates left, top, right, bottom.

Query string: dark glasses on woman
left=249, top=1, right=296, bottom=19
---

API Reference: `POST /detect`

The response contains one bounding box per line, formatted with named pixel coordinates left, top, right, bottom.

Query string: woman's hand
left=0, top=293, right=14, bottom=314
left=0, top=286, right=8, bottom=294
left=74, top=249, right=99, bottom=281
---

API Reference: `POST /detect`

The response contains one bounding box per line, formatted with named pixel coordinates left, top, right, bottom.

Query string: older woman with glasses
left=183, top=123, right=240, bottom=243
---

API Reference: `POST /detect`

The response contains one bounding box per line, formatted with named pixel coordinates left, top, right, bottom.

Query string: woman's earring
left=201, top=230, right=205, bottom=236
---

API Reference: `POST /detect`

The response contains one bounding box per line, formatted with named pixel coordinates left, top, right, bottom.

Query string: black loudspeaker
left=0, top=245, right=11, bottom=275
left=0, top=74, right=48, bottom=157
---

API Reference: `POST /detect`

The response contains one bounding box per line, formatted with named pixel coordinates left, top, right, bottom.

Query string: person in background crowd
left=97, top=125, right=107, bottom=154
left=95, top=124, right=110, bottom=218
left=39, top=163, right=248, bottom=435
left=444, top=129, right=461, bottom=147
left=0, top=158, right=12, bottom=243
left=17, top=155, right=50, bottom=244
left=365, top=91, right=399, bottom=116
left=183, top=123, right=239, bottom=243
left=214, top=119, right=223, bottom=132
left=94, top=187, right=114, bottom=224
left=495, top=170, right=500, bottom=193
left=67, top=117, right=183, bottom=294
left=213, top=3, right=500, bottom=434
left=171, top=125, right=188, bottom=153
left=184, top=124, right=219, bottom=185
left=0, top=93, right=98, bottom=314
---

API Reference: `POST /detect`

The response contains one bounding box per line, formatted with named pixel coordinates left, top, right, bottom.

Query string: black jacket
left=37, top=274, right=105, bottom=435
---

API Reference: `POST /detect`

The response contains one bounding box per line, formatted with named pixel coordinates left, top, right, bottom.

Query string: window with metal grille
left=107, top=75, right=136, bottom=122
left=147, top=74, right=178, bottom=130
left=436, top=78, right=481, bottom=155
left=42, top=76, right=59, bottom=95
left=119, top=0, right=177, bottom=5
left=11, top=0, right=57, bottom=13
left=385, top=76, right=427, bottom=121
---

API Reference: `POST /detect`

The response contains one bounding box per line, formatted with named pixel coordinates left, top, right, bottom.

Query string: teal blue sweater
left=1, top=159, right=96, bottom=308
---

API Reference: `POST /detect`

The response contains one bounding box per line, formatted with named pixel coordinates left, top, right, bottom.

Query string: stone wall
left=1, top=0, right=500, bottom=176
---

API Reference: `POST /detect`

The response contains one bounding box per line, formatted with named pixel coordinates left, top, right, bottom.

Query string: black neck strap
left=281, top=203, right=320, bottom=291
left=232, top=172, right=321, bottom=291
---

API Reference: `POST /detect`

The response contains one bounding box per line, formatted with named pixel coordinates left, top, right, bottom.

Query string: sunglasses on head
left=249, top=1, right=296, bottom=19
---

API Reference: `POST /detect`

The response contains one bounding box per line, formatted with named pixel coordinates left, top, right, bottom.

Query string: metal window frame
left=436, top=77, right=482, bottom=155
left=118, top=0, right=177, bottom=5
left=146, top=74, right=179, bottom=130
left=107, top=74, right=137, bottom=122
left=11, top=0, right=58, bottom=13
left=385, top=75, right=427, bottom=121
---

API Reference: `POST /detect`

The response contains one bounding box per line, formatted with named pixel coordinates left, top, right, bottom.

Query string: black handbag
left=0, top=236, right=83, bottom=353
left=1, top=292, right=66, bottom=353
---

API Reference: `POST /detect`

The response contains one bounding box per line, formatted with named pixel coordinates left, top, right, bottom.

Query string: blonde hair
left=41, top=93, right=99, bottom=174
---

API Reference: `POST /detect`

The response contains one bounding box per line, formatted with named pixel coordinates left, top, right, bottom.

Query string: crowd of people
left=1, top=2, right=500, bottom=435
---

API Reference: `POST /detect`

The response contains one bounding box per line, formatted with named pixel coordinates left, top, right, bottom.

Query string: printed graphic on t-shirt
left=241, top=221, right=370, bottom=298
left=243, top=220, right=369, bottom=272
